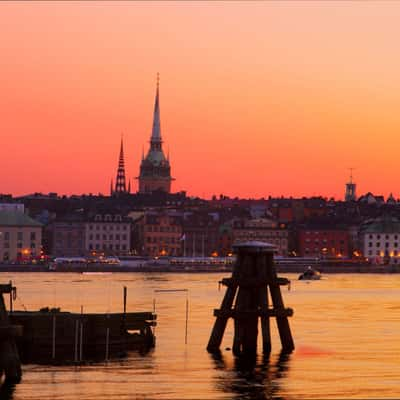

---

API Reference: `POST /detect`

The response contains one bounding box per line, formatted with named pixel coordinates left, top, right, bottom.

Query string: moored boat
left=298, top=266, right=321, bottom=280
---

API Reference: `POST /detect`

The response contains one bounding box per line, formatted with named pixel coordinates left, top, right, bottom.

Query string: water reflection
left=211, top=351, right=291, bottom=400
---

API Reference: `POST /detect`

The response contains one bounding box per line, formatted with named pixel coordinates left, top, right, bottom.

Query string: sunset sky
left=2, top=2, right=400, bottom=199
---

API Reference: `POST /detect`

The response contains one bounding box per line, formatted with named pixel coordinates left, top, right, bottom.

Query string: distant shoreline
left=0, top=263, right=399, bottom=274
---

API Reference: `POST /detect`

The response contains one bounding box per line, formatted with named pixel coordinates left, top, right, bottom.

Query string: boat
left=298, top=266, right=321, bottom=280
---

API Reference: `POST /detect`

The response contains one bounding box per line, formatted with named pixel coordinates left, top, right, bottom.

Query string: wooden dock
left=10, top=310, right=156, bottom=364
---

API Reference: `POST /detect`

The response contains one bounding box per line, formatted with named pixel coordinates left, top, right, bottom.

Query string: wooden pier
left=0, top=283, right=22, bottom=383
left=207, top=241, right=294, bottom=356
left=1, top=283, right=156, bottom=366
left=10, top=310, right=156, bottom=364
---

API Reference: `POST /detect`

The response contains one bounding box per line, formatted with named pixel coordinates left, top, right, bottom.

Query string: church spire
left=114, top=135, right=127, bottom=195
left=151, top=73, right=162, bottom=147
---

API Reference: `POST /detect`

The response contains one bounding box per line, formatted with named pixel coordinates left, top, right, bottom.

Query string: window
left=89, top=244, right=93, bottom=250
left=4, top=232, right=10, bottom=240
left=4, top=242, right=9, bottom=248
left=116, top=244, right=120, bottom=250
left=369, top=242, right=372, bottom=247
left=115, top=215, right=122, bottom=222
left=368, top=250, right=372, bottom=255
left=116, top=234, right=120, bottom=240
left=17, top=232, right=23, bottom=241
left=96, top=234, right=100, bottom=240
left=395, top=235, right=398, bottom=240
left=385, top=243, right=389, bottom=248
left=95, top=215, right=102, bottom=221
left=31, top=243, right=36, bottom=248
left=122, top=234, right=127, bottom=240
left=95, top=244, right=100, bottom=250
left=395, top=243, right=398, bottom=248
left=30, top=232, right=36, bottom=241
left=376, top=250, right=380, bottom=256
left=122, top=244, right=126, bottom=250
left=376, top=242, right=380, bottom=247
left=17, top=243, right=22, bottom=249
left=105, top=214, right=112, bottom=221
left=369, top=234, right=373, bottom=239
left=89, top=234, right=93, bottom=240
left=89, top=225, right=93, bottom=230
left=377, top=235, right=381, bottom=239
left=109, top=234, right=113, bottom=240
left=386, top=235, right=389, bottom=239
left=103, top=234, right=107, bottom=240
left=123, top=225, right=127, bottom=231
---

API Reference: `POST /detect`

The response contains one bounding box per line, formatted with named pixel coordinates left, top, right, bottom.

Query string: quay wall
left=0, top=263, right=400, bottom=274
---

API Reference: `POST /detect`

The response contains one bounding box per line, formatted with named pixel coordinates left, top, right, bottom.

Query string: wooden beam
left=214, top=308, right=293, bottom=318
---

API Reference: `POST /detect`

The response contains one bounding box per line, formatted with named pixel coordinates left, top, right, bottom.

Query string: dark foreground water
left=1, top=272, right=399, bottom=399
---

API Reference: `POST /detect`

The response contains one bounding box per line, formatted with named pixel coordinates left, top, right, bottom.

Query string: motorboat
left=298, top=266, right=321, bottom=280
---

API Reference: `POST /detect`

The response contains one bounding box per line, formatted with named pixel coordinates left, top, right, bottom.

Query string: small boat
left=298, top=266, right=321, bottom=280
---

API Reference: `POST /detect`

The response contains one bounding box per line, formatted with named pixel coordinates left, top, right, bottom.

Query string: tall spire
left=151, top=73, right=162, bottom=146
left=114, top=135, right=127, bottom=194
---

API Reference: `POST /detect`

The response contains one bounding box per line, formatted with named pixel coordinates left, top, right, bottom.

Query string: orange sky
left=2, top=2, right=400, bottom=200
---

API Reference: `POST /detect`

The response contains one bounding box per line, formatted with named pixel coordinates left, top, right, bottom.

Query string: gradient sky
left=2, top=2, right=400, bottom=199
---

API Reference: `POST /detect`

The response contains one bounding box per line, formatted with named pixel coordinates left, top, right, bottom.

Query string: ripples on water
left=1, top=272, right=399, bottom=399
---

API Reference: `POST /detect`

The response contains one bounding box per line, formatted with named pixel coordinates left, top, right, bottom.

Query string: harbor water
left=1, top=272, right=399, bottom=399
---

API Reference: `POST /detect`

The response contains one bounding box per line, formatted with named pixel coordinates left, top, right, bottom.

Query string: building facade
left=0, top=211, right=42, bottom=262
left=232, top=218, right=289, bottom=256
left=182, top=212, right=220, bottom=257
left=297, top=227, right=350, bottom=258
left=84, top=213, right=131, bottom=256
left=52, top=218, right=86, bottom=257
left=139, top=210, right=183, bottom=257
left=361, top=217, right=400, bottom=264
left=138, top=78, right=173, bottom=193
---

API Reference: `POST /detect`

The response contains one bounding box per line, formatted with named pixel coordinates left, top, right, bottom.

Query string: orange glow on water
left=2, top=3, right=400, bottom=199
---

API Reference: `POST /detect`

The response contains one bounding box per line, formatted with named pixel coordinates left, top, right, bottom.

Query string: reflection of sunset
left=2, top=3, right=400, bottom=198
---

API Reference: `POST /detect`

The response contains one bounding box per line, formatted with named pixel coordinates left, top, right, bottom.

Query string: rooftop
left=0, top=211, right=42, bottom=227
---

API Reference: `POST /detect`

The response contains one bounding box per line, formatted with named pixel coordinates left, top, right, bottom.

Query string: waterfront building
left=297, top=225, right=350, bottom=258
left=138, top=77, right=173, bottom=193
left=139, top=210, right=183, bottom=257
left=232, top=218, right=289, bottom=256
left=51, top=213, right=86, bottom=257
left=111, top=137, right=130, bottom=196
left=84, top=213, right=131, bottom=256
left=0, top=211, right=42, bottom=262
left=360, top=216, right=400, bottom=264
left=182, top=212, right=220, bottom=257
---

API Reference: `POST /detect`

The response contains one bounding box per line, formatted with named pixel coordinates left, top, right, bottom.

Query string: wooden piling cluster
left=207, top=241, right=294, bottom=356
left=0, top=283, right=22, bottom=383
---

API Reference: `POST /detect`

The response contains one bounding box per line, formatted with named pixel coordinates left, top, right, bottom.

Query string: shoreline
left=0, top=263, right=399, bottom=274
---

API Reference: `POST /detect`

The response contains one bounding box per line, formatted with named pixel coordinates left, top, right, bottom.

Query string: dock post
left=0, top=283, right=22, bottom=383
left=52, top=314, right=56, bottom=360
left=207, top=241, right=294, bottom=356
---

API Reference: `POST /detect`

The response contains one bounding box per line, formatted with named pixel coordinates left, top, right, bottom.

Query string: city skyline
left=2, top=2, right=400, bottom=199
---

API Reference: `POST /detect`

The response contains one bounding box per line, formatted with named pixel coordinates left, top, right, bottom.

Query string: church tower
left=111, top=136, right=130, bottom=196
left=138, top=76, right=173, bottom=193
left=345, top=168, right=356, bottom=202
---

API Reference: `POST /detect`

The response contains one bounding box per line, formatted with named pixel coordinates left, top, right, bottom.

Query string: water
left=1, top=272, right=400, bottom=399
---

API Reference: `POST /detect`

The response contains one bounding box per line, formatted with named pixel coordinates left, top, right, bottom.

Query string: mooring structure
left=207, top=241, right=294, bottom=356
left=0, top=282, right=22, bottom=383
